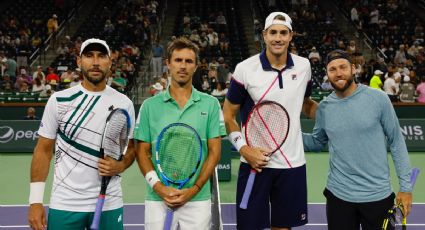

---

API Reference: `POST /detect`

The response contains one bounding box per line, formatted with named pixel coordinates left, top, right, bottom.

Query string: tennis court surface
left=1, top=154, right=424, bottom=229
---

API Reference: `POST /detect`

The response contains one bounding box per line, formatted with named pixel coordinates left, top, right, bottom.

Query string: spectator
left=45, top=67, right=60, bottom=86
left=104, top=19, right=115, bottom=34
left=149, top=81, right=163, bottom=96
left=370, top=70, right=384, bottom=90
left=56, top=42, right=69, bottom=55
left=394, top=44, right=407, bottom=65
left=383, top=72, right=398, bottom=102
left=416, top=77, right=425, bottom=103
left=399, top=76, right=416, bottom=102
left=111, top=69, right=127, bottom=92
left=218, top=33, right=229, bottom=55
left=32, top=66, right=45, bottom=83
left=308, top=47, right=321, bottom=62
left=217, top=57, right=229, bottom=84
left=1, top=74, right=14, bottom=91
left=211, top=81, right=227, bottom=96
left=23, top=107, right=39, bottom=120
left=47, top=14, right=59, bottom=35
left=32, top=76, right=45, bottom=93
left=39, top=84, right=55, bottom=97
left=151, top=40, right=164, bottom=78
left=19, top=81, right=30, bottom=93
left=60, top=68, right=74, bottom=88
left=3, top=55, right=17, bottom=79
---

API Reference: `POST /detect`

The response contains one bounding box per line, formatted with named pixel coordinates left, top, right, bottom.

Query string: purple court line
left=1, top=204, right=425, bottom=229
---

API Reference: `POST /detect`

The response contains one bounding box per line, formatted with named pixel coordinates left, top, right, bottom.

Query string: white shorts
left=144, top=200, right=211, bottom=230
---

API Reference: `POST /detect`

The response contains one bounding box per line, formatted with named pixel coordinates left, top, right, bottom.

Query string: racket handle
left=163, top=208, right=174, bottom=230
left=90, top=195, right=105, bottom=230
left=239, top=169, right=257, bottom=209
left=410, top=168, right=420, bottom=187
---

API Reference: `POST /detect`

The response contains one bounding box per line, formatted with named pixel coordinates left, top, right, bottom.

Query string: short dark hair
left=325, top=49, right=352, bottom=66
left=167, top=37, right=200, bottom=63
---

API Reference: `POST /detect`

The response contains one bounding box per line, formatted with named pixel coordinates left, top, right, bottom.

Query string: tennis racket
left=155, top=123, right=203, bottom=230
left=382, top=167, right=420, bottom=230
left=90, top=108, right=131, bottom=230
left=239, top=101, right=290, bottom=209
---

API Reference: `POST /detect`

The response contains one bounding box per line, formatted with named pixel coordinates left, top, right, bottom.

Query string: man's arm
left=28, top=136, right=55, bottom=230
left=302, top=97, right=318, bottom=119
left=222, top=99, right=269, bottom=172
left=380, top=96, right=412, bottom=215
left=302, top=106, right=328, bottom=152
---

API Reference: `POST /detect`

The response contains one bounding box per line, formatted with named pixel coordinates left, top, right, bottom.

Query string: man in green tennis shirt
left=134, top=37, right=226, bottom=230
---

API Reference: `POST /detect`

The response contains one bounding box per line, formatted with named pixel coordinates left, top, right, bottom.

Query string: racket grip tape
left=90, top=195, right=106, bottom=230
left=163, top=208, right=174, bottom=230
left=239, top=170, right=257, bottom=209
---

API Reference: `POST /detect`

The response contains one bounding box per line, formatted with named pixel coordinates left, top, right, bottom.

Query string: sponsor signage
left=0, top=121, right=40, bottom=152
left=1, top=119, right=424, bottom=155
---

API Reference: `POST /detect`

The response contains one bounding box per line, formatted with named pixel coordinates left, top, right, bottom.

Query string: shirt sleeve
left=133, top=101, right=151, bottom=142
left=225, top=64, right=248, bottom=105
left=207, top=98, right=226, bottom=139
left=37, top=95, right=59, bottom=140
left=380, top=94, right=412, bottom=192
left=127, top=101, right=136, bottom=139
left=302, top=105, right=328, bottom=152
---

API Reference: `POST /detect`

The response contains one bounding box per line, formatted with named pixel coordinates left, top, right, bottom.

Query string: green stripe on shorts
left=48, top=207, right=123, bottom=230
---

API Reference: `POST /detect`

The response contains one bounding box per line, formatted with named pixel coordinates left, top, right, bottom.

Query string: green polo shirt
left=134, top=86, right=226, bottom=201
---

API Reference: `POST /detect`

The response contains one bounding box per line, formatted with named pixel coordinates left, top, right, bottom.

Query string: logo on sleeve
left=201, top=112, right=208, bottom=116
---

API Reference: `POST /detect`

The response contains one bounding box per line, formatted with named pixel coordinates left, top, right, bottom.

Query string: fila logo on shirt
left=292, top=74, right=297, bottom=80
left=201, top=111, right=208, bottom=116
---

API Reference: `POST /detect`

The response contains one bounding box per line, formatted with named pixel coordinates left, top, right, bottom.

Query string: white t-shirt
left=38, top=83, right=135, bottom=211
left=383, top=77, right=397, bottom=95
left=227, top=52, right=312, bottom=168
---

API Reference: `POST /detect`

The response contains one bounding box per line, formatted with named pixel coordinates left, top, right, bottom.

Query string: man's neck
left=170, top=82, right=192, bottom=109
left=81, top=79, right=106, bottom=92
left=266, top=50, right=288, bottom=70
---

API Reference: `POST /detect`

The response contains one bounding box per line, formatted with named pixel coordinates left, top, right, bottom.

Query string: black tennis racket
left=90, top=108, right=131, bottom=230
left=155, top=123, right=203, bottom=230
left=239, top=101, right=290, bottom=209
left=382, top=167, right=420, bottom=230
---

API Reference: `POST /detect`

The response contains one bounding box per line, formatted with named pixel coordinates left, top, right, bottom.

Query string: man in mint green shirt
left=134, top=37, right=226, bottom=230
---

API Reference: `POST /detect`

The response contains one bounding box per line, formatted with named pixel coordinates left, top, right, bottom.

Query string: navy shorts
left=236, top=162, right=308, bottom=229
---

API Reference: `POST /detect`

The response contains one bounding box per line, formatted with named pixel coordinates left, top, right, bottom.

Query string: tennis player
left=223, top=12, right=318, bottom=229
left=303, top=49, right=413, bottom=229
left=28, top=38, right=136, bottom=230
left=134, top=37, right=226, bottom=229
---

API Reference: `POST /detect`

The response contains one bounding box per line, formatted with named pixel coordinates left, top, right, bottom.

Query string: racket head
left=101, top=108, right=131, bottom=160
left=244, top=101, right=290, bottom=154
left=155, top=123, right=202, bottom=188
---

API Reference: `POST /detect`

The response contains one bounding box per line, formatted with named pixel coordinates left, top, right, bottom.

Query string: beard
left=330, top=72, right=355, bottom=93
left=82, top=68, right=107, bottom=85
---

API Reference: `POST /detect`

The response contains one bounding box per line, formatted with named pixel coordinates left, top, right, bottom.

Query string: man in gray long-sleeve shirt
left=303, top=49, right=413, bottom=230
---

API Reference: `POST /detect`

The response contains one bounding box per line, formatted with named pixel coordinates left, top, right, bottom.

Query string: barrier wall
left=1, top=120, right=424, bottom=181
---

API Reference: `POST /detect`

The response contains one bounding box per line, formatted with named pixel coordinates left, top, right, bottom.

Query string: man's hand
left=396, top=192, right=413, bottom=216
left=239, top=146, right=270, bottom=172
left=153, top=183, right=200, bottom=208
left=28, top=203, right=46, bottom=230
left=98, top=156, right=125, bottom=176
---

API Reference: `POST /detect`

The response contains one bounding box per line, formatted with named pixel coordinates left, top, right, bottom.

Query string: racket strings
left=158, top=126, right=200, bottom=183
left=103, top=112, right=129, bottom=160
left=246, top=103, right=289, bottom=152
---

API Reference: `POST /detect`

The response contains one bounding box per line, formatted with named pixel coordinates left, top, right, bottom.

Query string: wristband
left=193, top=184, right=201, bottom=191
left=29, top=182, right=45, bottom=204
left=229, top=131, right=247, bottom=152
left=145, top=170, right=160, bottom=188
